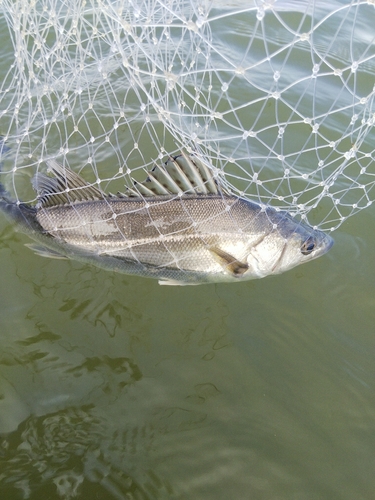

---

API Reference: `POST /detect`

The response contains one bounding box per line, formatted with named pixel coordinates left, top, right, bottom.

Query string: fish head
left=245, top=213, right=334, bottom=278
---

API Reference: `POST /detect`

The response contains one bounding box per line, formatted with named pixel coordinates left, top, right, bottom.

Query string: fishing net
left=0, top=0, right=374, bottom=231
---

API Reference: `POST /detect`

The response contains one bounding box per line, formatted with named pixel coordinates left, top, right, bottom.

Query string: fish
left=0, top=150, right=333, bottom=285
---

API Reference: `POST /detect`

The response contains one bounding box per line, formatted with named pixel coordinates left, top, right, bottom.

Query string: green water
left=1, top=201, right=375, bottom=499
left=1, top=2, right=375, bottom=499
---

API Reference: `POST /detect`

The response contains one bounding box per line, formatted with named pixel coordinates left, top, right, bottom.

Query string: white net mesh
left=0, top=0, right=374, bottom=231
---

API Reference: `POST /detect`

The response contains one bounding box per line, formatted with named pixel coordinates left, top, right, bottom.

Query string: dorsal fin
left=33, top=160, right=105, bottom=208
left=128, top=153, right=219, bottom=197
left=32, top=153, right=220, bottom=207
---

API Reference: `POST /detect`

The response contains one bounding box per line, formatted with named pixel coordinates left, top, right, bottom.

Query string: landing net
left=0, top=0, right=374, bottom=231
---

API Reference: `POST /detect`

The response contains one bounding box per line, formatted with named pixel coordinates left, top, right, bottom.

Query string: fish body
left=0, top=153, right=333, bottom=285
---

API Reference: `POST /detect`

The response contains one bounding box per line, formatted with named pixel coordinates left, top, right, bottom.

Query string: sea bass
left=0, top=152, right=333, bottom=285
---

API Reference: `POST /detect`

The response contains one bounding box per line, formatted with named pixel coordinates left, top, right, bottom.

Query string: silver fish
left=0, top=152, right=333, bottom=285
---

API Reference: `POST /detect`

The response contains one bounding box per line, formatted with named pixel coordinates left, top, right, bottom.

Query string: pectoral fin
left=209, top=247, right=248, bottom=276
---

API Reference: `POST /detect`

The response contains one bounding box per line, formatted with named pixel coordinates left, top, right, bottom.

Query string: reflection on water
left=0, top=406, right=173, bottom=499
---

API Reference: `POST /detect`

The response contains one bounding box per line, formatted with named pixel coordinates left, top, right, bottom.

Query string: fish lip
left=317, top=232, right=334, bottom=256
left=326, top=234, right=334, bottom=251
left=305, top=232, right=334, bottom=259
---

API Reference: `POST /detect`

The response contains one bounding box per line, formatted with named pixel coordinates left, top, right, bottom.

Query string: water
left=1, top=2, right=375, bottom=499
left=1, top=201, right=374, bottom=499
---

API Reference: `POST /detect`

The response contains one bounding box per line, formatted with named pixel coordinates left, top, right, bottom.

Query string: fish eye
left=301, top=237, right=315, bottom=255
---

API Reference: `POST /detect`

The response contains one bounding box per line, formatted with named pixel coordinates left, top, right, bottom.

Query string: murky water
left=1, top=198, right=375, bottom=500
left=1, top=2, right=375, bottom=500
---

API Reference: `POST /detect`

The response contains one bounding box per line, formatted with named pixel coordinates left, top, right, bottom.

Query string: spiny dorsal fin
left=33, top=160, right=105, bottom=208
left=129, top=153, right=219, bottom=197
left=33, top=154, right=221, bottom=206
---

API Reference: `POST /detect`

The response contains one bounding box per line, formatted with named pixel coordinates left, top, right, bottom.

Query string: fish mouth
left=314, top=231, right=334, bottom=257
